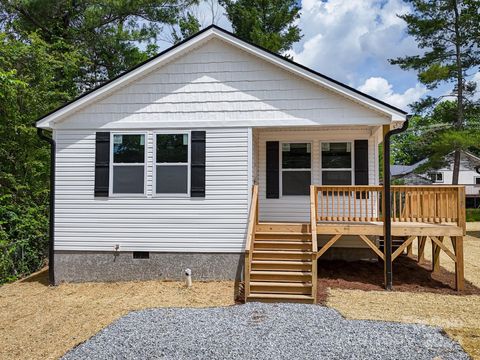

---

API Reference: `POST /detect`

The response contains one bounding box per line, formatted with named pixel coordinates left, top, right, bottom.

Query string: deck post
left=407, top=242, right=413, bottom=257
left=418, top=236, right=426, bottom=263
left=432, top=238, right=441, bottom=272
left=454, top=236, right=464, bottom=291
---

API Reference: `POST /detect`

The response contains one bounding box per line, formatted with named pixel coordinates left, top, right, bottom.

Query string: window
left=112, top=134, right=145, bottom=194
left=321, top=142, right=353, bottom=185
left=155, top=133, right=190, bottom=195
left=281, top=143, right=311, bottom=195
left=475, top=177, right=480, bottom=185
left=429, top=172, right=443, bottom=183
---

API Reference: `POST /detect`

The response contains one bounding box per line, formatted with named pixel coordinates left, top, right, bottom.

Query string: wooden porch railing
left=312, top=185, right=466, bottom=228
left=244, top=184, right=259, bottom=299
left=391, top=186, right=465, bottom=226
left=315, top=186, right=383, bottom=222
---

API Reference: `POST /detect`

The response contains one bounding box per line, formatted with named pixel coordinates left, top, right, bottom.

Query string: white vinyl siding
left=257, top=127, right=379, bottom=223
left=55, top=39, right=389, bottom=131
left=54, top=128, right=249, bottom=252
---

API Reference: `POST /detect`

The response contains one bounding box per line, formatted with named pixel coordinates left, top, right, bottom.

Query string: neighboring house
left=36, top=25, right=408, bottom=285
left=392, top=151, right=480, bottom=208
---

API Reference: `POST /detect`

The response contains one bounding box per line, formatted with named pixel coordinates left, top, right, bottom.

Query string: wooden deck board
left=316, top=221, right=463, bottom=237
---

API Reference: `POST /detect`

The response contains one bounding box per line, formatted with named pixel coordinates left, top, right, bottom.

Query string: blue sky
left=174, top=0, right=480, bottom=112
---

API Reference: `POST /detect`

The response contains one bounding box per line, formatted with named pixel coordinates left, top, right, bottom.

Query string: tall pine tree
left=390, top=0, right=480, bottom=184
left=219, top=0, right=302, bottom=55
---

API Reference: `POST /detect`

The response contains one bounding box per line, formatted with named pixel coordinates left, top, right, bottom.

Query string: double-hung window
left=112, top=134, right=146, bottom=194
left=321, top=142, right=353, bottom=185
left=281, top=142, right=311, bottom=196
left=155, top=133, right=190, bottom=195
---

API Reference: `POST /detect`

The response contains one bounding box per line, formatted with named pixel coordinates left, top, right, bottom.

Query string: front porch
left=244, top=184, right=466, bottom=303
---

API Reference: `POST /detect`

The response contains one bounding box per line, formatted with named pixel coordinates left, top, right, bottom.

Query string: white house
left=36, top=25, right=408, bottom=286
left=392, top=151, right=480, bottom=208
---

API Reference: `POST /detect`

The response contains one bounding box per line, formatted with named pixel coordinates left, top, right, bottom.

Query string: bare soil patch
left=316, top=256, right=480, bottom=303
left=0, top=271, right=235, bottom=360
left=324, top=235, right=480, bottom=359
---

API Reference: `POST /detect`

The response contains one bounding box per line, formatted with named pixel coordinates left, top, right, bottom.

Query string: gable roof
left=392, top=151, right=480, bottom=177
left=36, top=25, right=408, bottom=129
left=391, top=158, right=428, bottom=177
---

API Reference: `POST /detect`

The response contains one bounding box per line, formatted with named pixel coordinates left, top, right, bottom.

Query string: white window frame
left=474, top=176, right=480, bottom=185
left=320, top=141, right=355, bottom=185
left=430, top=172, right=444, bottom=183
left=109, top=131, right=148, bottom=197
left=153, top=130, right=191, bottom=198
left=280, top=141, right=312, bottom=197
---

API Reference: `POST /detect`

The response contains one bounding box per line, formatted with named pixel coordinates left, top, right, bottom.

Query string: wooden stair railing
left=310, top=185, right=318, bottom=303
left=244, top=185, right=259, bottom=300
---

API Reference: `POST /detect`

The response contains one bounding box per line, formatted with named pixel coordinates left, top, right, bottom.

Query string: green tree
left=0, top=0, right=199, bottom=88
left=0, top=33, right=84, bottom=282
left=390, top=0, right=480, bottom=184
left=0, top=1, right=201, bottom=283
left=392, top=101, right=480, bottom=169
left=219, top=0, right=301, bottom=55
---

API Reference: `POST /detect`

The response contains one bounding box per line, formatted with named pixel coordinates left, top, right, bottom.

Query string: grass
left=327, top=234, right=480, bottom=359
left=466, top=208, right=480, bottom=222
left=1, top=235, right=480, bottom=359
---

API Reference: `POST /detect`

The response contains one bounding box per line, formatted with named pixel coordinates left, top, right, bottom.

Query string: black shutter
left=354, top=140, right=369, bottom=185
left=95, top=132, right=110, bottom=197
left=266, top=141, right=279, bottom=198
left=191, top=131, right=206, bottom=197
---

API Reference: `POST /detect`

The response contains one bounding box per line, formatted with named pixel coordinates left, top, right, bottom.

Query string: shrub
left=466, top=208, right=480, bottom=222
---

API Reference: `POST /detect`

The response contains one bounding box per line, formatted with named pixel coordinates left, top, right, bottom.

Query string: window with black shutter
left=321, top=142, right=353, bottom=185
left=155, top=133, right=190, bottom=195
left=112, top=133, right=146, bottom=194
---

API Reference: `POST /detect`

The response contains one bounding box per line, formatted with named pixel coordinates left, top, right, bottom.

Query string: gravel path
left=63, top=303, right=467, bottom=360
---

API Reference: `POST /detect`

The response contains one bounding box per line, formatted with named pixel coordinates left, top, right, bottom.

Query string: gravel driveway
left=63, top=303, right=467, bottom=360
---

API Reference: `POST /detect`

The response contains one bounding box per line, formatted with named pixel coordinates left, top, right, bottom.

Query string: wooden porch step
left=255, top=232, right=312, bottom=241
left=246, top=293, right=315, bottom=304
left=250, top=281, right=312, bottom=294
left=255, top=223, right=310, bottom=233
left=252, top=250, right=312, bottom=260
left=254, top=241, right=312, bottom=251
left=250, top=270, right=312, bottom=282
left=251, top=260, right=312, bottom=271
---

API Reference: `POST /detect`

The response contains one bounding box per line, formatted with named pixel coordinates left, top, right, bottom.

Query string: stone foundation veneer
left=54, top=251, right=244, bottom=285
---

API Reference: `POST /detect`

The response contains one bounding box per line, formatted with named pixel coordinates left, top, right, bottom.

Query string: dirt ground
left=1, top=235, right=479, bottom=360
left=0, top=274, right=235, bottom=360
left=325, top=234, right=480, bottom=359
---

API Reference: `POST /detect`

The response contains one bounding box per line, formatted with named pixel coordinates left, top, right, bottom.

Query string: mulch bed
left=317, top=255, right=480, bottom=304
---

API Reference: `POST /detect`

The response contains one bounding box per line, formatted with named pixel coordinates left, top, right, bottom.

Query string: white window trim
left=280, top=141, right=312, bottom=197
left=320, top=141, right=355, bottom=185
left=429, top=172, right=444, bottom=183
left=153, top=130, right=191, bottom=198
left=474, top=176, right=480, bottom=185
left=109, top=131, right=148, bottom=197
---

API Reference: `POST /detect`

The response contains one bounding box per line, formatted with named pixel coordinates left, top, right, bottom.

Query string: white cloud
left=358, top=77, right=427, bottom=110
left=291, top=0, right=419, bottom=85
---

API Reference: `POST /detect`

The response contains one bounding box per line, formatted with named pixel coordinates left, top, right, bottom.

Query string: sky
left=185, top=0, right=479, bottom=113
